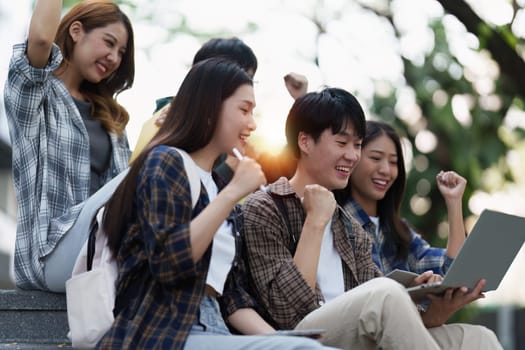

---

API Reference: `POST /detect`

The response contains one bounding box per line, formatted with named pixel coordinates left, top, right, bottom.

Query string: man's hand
left=421, top=279, right=486, bottom=328
left=302, top=184, right=337, bottom=229
left=154, top=104, right=170, bottom=127
left=284, top=73, right=308, bottom=100
left=294, top=184, right=336, bottom=289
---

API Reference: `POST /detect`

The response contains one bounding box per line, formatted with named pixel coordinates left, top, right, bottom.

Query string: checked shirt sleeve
left=406, top=227, right=452, bottom=276
left=136, top=147, right=200, bottom=287
left=242, top=191, right=320, bottom=330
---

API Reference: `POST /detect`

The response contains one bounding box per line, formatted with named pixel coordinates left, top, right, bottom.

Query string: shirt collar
left=268, top=177, right=298, bottom=197
left=344, top=199, right=376, bottom=233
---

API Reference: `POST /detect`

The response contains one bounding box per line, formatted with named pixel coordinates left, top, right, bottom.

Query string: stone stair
left=0, top=290, right=72, bottom=349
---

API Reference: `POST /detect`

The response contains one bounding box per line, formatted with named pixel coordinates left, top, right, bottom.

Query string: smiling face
left=349, top=133, right=399, bottom=215
left=300, top=123, right=362, bottom=191
left=70, top=21, right=128, bottom=84
left=211, top=84, right=256, bottom=155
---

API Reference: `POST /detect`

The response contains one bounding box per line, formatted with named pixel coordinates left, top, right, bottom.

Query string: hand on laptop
left=410, top=270, right=442, bottom=287
left=421, top=279, right=486, bottom=328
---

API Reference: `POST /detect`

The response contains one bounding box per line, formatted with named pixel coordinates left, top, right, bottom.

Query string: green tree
left=61, top=0, right=525, bottom=243
left=299, top=0, right=525, bottom=243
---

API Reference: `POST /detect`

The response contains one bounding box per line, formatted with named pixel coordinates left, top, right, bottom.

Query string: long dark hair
left=103, top=58, right=252, bottom=255
left=336, top=120, right=411, bottom=261
left=55, top=0, right=135, bottom=135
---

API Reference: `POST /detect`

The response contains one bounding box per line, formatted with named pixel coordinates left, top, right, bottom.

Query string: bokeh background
left=1, top=0, right=524, bottom=348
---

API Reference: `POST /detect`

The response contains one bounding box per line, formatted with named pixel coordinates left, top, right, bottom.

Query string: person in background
left=335, top=120, right=467, bottom=276
left=129, top=37, right=259, bottom=164
left=130, top=38, right=307, bottom=184
left=97, top=58, right=337, bottom=350
left=4, top=0, right=134, bottom=291
left=241, top=88, right=502, bottom=349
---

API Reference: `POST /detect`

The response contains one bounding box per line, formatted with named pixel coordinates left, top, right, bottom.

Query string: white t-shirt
left=316, top=219, right=345, bottom=302
left=198, top=167, right=235, bottom=295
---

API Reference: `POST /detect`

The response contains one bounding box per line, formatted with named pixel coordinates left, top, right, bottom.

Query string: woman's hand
left=411, top=270, right=442, bottom=287
left=190, top=156, right=265, bottom=262
left=227, top=156, right=266, bottom=200
left=436, top=170, right=467, bottom=204
left=437, top=170, right=467, bottom=258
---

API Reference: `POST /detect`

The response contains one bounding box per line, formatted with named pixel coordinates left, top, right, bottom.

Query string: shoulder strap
left=173, top=147, right=201, bottom=209
left=269, top=193, right=298, bottom=255
left=86, top=149, right=200, bottom=271
left=85, top=169, right=130, bottom=271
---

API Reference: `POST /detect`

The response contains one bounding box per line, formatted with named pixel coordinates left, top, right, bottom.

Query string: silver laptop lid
left=441, top=209, right=525, bottom=291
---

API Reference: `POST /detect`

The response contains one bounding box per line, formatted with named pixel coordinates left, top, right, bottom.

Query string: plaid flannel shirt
left=4, top=42, right=130, bottom=290
left=242, top=177, right=381, bottom=330
left=343, top=199, right=453, bottom=276
left=98, top=146, right=257, bottom=349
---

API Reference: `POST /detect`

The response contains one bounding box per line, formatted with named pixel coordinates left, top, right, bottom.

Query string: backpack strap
left=269, top=193, right=298, bottom=255
left=86, top=219, right=98, bottom=271
left=86, top=149, right=201, bottom=272
left=173, top=147, right=201, bottom=208
left=84, top=169, right=130, bottom=272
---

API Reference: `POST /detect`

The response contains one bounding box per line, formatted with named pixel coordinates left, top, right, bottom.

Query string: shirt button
left=318, top=300, right=324, bottom=306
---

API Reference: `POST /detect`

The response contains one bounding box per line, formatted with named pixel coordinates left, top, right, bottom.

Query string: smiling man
left=241, top=87, right=502, bottom=350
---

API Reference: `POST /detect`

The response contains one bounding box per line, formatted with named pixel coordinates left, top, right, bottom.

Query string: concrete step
left=0, top=290, right=72, bottom=348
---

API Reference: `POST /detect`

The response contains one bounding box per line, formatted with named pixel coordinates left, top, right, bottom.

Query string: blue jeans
left=183, top=296, right=339, bottom=350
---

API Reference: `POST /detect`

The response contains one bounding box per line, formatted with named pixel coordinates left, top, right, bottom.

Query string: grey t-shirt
left=74, top=98, right=112, bottom=195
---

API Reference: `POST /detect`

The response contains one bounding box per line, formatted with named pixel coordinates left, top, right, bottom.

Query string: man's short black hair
left=285, top=87, right=366, bottom=158
left=193, top=37, right=258, bottom=75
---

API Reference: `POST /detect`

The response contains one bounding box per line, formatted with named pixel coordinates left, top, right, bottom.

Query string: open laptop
left=406, top=209, right=525, bottom=301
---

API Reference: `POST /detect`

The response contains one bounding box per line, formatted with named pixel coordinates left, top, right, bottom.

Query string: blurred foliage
left=369, top=0, right=525, bottom=323
left=276, top=0, right=525, bottom=245
left=377, top=18, right=514, bottom=239
left=381, top=17, right=523, bottom=242
left=61, top=0, right=237, bottom=51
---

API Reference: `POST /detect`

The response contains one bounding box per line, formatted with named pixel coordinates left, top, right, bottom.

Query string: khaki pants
left=296, top=277, right=502, bottom=350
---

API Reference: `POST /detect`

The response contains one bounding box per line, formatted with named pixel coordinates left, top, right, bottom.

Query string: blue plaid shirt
left=4, top=42, right=130, bottom=290
left=343, top=199, right=453, bottom=276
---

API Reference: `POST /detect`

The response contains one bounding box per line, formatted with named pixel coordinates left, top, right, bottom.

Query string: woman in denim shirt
left=335, top=121, right=468, bottom=276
